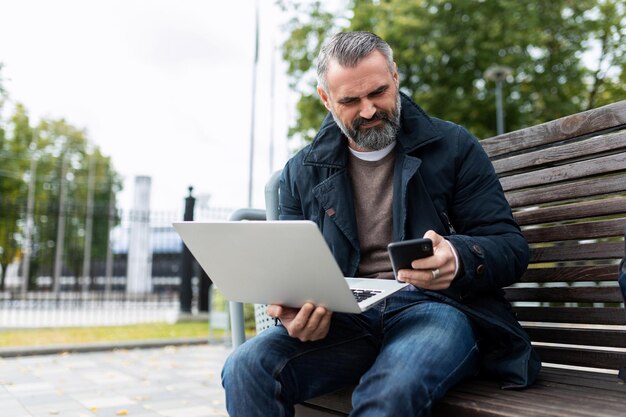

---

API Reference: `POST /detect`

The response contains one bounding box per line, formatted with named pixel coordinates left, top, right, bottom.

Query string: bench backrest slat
left=499, top=152, right=626, bottom=191
left=506, top=173, right=626, bottom=207
left=536, top=346, right=626, bottom=370
left=527, top=327, right=626, bottom=348
left=492, top=130, right=626, bottom=176
left=522, top=218, right=626, bottom=243
left=482, top=100, right=626, bottom=157
left=514, top=306, right=626, bottom=325
left=505, top=287, right=623, bottom=303
left=482, top=100, right=626, bottom=373
left=514, top=196, right=626, bottom=225
left=529, top=241, right=623, bottom=263
left=522, top=266, right=617, bottom=283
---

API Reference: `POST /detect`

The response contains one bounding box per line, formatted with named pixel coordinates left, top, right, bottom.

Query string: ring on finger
left=431, top=268, right=441, bottom=280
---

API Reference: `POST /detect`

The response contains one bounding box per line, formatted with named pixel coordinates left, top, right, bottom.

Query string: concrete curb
left=0, top=337, right=219, bottom=358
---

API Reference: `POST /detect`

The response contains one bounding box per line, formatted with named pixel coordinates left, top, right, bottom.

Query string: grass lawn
left=0, top=322, right=217, bottom=348
left=0, top=295, right=259, bottom=348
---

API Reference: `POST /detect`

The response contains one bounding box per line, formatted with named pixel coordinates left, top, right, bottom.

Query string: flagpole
left=269, top=34, right=275, bottom=175
left=247, top=0, right=259, bottom=208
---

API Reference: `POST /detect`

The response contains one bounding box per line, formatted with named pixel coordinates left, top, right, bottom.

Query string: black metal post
left=199, top=269, right=212, bottom=313
left=179, top=186, right=195, bottom=313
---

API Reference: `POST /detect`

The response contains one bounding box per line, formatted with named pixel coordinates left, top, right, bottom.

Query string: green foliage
left=0, top=67, right=123, bottom=290
left=279, top=0, right=348, bottom=142
left=281, top=0, right=626, bottom=141
left=0, top=104, right=32, bottom=286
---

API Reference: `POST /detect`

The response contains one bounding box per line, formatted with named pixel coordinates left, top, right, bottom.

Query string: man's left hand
left=396, top=230, right=457, bottom=290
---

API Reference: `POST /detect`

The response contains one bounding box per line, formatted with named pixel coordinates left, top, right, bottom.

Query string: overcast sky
left=0, top=0, right=296, bottom=213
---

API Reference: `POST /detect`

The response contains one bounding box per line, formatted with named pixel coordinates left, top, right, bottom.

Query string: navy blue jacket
left=279, top=93, right=541, bottom=388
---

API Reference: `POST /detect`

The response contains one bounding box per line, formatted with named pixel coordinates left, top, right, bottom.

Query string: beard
left=331, top=91, right=402, bottom=151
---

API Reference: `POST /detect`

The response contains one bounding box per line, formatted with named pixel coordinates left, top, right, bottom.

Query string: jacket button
left=472, top=244, right=483, bottom=256
left=476, top=264, right=485, bottom=275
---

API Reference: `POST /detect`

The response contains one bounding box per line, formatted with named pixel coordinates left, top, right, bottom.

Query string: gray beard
left=331, top=92, right=402, bottom=151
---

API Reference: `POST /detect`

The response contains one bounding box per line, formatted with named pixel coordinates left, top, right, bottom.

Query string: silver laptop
left=172, top=220, right=408, bottom=313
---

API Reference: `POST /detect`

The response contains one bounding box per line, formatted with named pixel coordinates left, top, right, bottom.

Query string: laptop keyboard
left=351, top=288, right=383, bottom=302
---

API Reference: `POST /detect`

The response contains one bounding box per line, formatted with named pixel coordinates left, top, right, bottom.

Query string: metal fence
left=0, top=196, right=237, bottom=328
left=1, top=292, right=179, bottom=328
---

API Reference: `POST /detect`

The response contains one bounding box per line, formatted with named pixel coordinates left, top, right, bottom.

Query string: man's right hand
left=267, top=303, right=333, bottom=342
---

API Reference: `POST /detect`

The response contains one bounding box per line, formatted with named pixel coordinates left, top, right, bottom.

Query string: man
left=222, top=31, right=540, bottom=416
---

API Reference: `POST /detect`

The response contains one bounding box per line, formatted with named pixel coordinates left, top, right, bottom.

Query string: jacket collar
left=303, top=92, right=443, bottom=167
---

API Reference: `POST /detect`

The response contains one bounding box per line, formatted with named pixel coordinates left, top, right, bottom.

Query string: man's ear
left=317, top=86, right=332, bottom=111
left=393, top=62, right=399, bottom=86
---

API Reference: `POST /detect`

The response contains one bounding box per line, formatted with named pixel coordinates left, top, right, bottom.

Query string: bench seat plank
left=440, top=373, right=625, bottom=416
left=297, top=369, right=626, bottom=417
left=537, top=367, right=625, bottom=394
left=442, top=385, right=607, bottom=417
left=437, top=392, right=597, bottom=417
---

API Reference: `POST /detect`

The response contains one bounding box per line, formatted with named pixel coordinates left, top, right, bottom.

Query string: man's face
left=317, top=50, right=401, bottom=151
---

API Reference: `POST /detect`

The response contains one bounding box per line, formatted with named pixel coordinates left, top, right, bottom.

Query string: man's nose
left=359, top=99, right=376, bottom=120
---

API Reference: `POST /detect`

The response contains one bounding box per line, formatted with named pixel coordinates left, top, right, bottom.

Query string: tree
left=0, top=91, right=29, bottom=288
left=25, top=117, right=122, bottom=290
left=280, top=0, right=626, bottom=142
left=0, top=94, right=122, bottom=290
left=585, top=0, right=626, bottom=109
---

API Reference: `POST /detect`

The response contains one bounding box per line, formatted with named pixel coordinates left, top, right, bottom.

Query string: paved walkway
left=0, top=343, right=232, bottom=417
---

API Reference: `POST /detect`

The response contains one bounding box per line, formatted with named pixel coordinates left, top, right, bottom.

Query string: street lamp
left=485, top=65, right=513, bottom=135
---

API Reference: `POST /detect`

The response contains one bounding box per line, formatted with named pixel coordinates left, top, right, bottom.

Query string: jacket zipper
left=442, top=211, right=456, bottom=235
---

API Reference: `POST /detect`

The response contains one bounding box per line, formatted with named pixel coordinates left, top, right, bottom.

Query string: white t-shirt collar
left=348, top=141, right=396, bottom=162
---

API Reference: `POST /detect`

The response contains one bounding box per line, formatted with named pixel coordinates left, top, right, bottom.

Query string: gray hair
left=316, top=31, right=394, bottom=93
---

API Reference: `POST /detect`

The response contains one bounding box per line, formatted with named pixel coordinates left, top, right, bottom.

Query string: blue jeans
left=222, top=291, right=480, bottom=417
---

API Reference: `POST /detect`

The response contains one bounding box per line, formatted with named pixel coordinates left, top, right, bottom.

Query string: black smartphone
left=387, top=238, right=434, bottom=276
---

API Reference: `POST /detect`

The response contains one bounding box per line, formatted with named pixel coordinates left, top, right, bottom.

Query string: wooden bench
left=293, top=100, right=626, bottom=417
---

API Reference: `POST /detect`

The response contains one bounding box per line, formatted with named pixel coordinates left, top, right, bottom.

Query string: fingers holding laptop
left=267, top=303, right=333, bottom=342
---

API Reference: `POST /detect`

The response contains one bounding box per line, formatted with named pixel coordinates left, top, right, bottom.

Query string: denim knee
left=222, top=342, right=261, bottom=389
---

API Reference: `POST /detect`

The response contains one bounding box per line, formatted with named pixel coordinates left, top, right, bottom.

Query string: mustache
left=352, top=111, right=391, bottom=130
